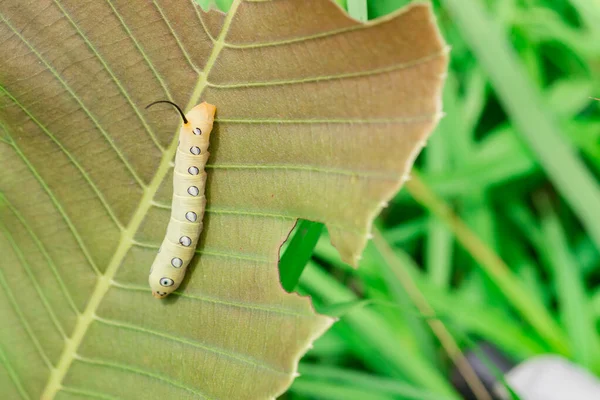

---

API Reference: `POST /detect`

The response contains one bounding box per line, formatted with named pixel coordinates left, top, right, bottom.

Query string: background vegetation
left=252, top=0, right=600, bottom=398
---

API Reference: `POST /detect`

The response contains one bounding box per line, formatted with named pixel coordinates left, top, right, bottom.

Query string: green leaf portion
left=347, top=0, right=368, bottom=22
left=0, top=0, right=447, bottom=399
left=317, top=299, right=371, bottom=317
left=280, top=220, right=324, bottom=292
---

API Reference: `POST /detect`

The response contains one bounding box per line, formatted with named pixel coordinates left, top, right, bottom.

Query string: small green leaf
left=280, top=220, right=324, bottom=292
left=347, top=0, right=368, bottom=21
left=317, top=299, right=371, bottom=317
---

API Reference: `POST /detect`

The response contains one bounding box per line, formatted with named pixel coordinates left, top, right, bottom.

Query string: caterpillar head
left=148, top=253, right=184, bottom=299
left=149, top=272, right=179, bottom=299
left=183, top=102, right=216, bottom=143
left=145, top=100, right=216, bottom=141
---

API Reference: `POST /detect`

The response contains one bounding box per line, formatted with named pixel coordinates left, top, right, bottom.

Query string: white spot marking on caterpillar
left=185, top=211, right=197, bottom=222
left=171, top=257, right=183, bottom=268
left=187, top=186, right=200, bottom=196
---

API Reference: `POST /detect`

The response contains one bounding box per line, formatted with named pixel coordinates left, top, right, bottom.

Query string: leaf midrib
left=40, top=2, right=241, bottom=398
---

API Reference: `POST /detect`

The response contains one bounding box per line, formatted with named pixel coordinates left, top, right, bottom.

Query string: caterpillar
left=145, top=100, right=216, bottom=299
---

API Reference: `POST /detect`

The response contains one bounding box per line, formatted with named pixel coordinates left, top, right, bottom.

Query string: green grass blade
left=334, top=0, right=348, bottom=10
left=468, top=344, right=523, bottom=400
left=317, top=299, right=372, bottom=317
left=312, top=230, right=545, bottom=357
left=347, top=0, right=368, bottom=21
left=367, top=0, right=413, bottom=18
left=461, top=68, right=487, bottom=136
left=536, top=195, right=600, bottom=372
left=592, top=289, right=600, bottom=319
left=370, top=233, right=439, bottom=364
left=439, top=0, right=600, bottom=253
left=299, top=262, right=461, bottom=399
left=406, top=173, right=570, bottom=354
left=383, top=217, right=427, bottom=244
left=372, top=228, right=495, bottom=400
left=426, top=85, right=455, bottom=289
left=290, top=379, right=395, bottom=400
left=296, top=363, right=454, bottom=400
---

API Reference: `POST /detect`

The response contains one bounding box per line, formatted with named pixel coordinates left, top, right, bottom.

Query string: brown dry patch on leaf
left=0, top=0, right=447, bottom=399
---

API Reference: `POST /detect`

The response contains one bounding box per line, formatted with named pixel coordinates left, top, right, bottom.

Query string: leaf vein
left=94, top=316, right=289, bottom=376
left=0, top=12, right=147, bottom=189
left=74, top=356, right=212, bottom=399
left=0, top=193, right=80, bottom=315
left=131, top=240, right=272, bottom=262
left=60, top=386, right=122, bottom=400
left=0, top=343, right=31, bottom=400
left=105, top=0, right=174, bottom=102
left=221, top=5, right=414, bottom=49
left=110, top=282, right=315, bottom=318
left=0, top=261, right=54, bottom=370
left=207, top=49, right=448, bottom=88
left=152, top=202, right=300, bottom=220
left=0, top=86, right=126, bottom=232
left=0, top=220, right=69, bottom=339
left=0, top=118, right=101, bottom=276
left=191, top=0, right=216, bottom=42
left=149, top=204, right=366, bottom=235
left=215, top=113, right=443, bottom=124
left=151, top=0, right=200, bottom=73
left=205, top=163, right=400, bottom=180
left=52, top=0, right=165, bottom=152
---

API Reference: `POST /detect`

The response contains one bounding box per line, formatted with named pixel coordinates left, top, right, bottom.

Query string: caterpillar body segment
left=147, top=101, right=216, bottom=299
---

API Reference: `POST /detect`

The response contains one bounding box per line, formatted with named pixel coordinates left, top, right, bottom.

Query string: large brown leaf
left=0, top=0, right=448, bottom=398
